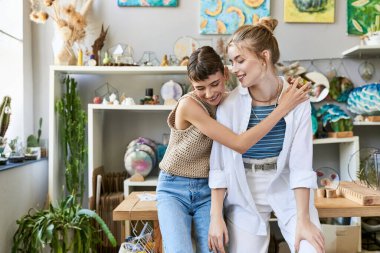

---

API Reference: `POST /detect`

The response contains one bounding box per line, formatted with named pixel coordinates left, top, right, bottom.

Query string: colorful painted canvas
left=284, top=0, right=335, bottom=23
left=118, top=0, right=178, bottom=7
left=347, top=0, right=380, bottom=35
left=200, top=0, right=270, bottom=35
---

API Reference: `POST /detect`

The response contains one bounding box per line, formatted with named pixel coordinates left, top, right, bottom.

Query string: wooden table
left=113, top=191, right=162, bottom=253
left=315, top=196, right=380, bottom=218
left=114, top=192, right=380, bottom=253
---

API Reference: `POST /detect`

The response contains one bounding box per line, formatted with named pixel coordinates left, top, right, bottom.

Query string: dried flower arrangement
left=29, top=0, right=93, bottom=65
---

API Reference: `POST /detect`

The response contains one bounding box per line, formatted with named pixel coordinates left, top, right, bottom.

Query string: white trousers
left=227, top=169, right=319, bottom=253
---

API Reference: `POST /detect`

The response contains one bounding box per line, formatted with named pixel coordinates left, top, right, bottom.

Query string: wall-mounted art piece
left=347, top=0, right=380, bottom=35
left=200, top=0, right=270, bottom=35
left=118, top=0, right=178, bottom=7
left=284, top=0, right=335, bottom=23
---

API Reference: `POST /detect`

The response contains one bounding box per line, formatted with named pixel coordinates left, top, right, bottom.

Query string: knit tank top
left=159, top=92, right=216, bottom=178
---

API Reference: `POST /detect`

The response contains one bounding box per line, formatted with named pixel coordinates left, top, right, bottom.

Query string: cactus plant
left=0, top=96, right=11, bottom=138
left=56, top=76, right=87, bottom=203
left=27, top=117, right=43, bottom=147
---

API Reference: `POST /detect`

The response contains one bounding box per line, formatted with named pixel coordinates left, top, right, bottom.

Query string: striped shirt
left=243, top=105, right=286, bottom=159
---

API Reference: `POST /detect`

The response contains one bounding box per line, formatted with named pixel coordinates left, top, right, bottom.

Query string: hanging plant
left=56, top=76, right=87, bottom=203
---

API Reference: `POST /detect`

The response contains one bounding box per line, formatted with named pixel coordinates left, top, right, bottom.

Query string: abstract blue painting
left=200, top=0, right=270, bottom=34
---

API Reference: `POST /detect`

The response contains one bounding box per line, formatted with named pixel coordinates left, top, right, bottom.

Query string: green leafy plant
left=330, top=118, right=353, bottom=132
left=27, top=117, right=43, bottom=147
left=13, top=77, right=116, bottom=252
left=12, top=195, right=116, bottom=253
left=56, top=76, right=87, bottom=203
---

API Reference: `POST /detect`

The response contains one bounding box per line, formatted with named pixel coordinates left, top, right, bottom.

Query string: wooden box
left=338, top=181, right=380, bottom=206
left=366, top=116, right=380, bottom=122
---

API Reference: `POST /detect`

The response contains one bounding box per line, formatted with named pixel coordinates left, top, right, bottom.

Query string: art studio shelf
left=313, top=136, right=359, bottom=144
left=353, top=121, right=380, bottom=126
left=342, top=44, right=380, bottom=58
left=51, top=65, right=188, bottom=75
left=89, top=104, right=175, bottom=111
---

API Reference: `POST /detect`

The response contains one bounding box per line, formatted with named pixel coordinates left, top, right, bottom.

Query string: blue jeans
left=156, top=171, right=212, bottom=253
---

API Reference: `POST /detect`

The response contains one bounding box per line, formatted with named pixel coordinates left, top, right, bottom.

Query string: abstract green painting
left=347, top=0, right=380, bottom=35
left=118, top=0, right=178, bottom=7
left=284, top=0, right=335, bottom=23
left=200, top=0, right=270, bottom=35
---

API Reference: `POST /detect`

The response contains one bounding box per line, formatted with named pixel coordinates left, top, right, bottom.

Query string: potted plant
left=12, top=194, right=116, bottom=253
left=56, top=76, right=87, bottom=203
left=8, top=137, right=24, bottom=163
left=364, top=15, right=380, bottom=46
left=317, top=104, right=353, bottom=138
left=12, top=76, right=117, bottom=252
left=25, top=117, right=43, bottom=160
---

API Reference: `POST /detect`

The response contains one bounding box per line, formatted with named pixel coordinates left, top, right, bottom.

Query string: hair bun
left=257, top=17, right=278, bottom=33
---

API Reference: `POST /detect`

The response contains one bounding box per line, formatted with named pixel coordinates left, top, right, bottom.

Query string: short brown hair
left=227, top=17, right=280, bottom=66
left=187, top=46, right=224, bottom=82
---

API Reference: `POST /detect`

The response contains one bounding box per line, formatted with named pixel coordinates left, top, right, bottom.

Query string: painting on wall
left=347, top=0, right=380, bottom=35
left=200, top=0, right=270, bottom=35
left=284, top=0, right=335, bottom=23
left=118, top=0, right=178, bottom=7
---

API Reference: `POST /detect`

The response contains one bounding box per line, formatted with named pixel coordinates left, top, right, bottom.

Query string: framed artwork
left=284, top=0, right=335, bottom=23
left=347, top=0, right=380, bottom=35
left=118, top=0, right=178, bottom=7
left=200, top=0, right=270, bottom=35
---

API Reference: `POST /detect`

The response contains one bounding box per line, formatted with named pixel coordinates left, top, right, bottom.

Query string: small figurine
left=179, top=56, right=189, bottom=66
left=109, top=93, right=117, bottom=103
left=88, top=54, right=97, bottom=66
left=93, top=96, right=102, bottom=104
left=122, top=97, right=135, bottom=105
left=152, top=95, right=160, bottom=105
left=161, top=54, right=169, bottom=66
left=91, top=24, right=109, bottom=66
left=103, top=52, right=111, bottom=65
left=140, top=88, right=154, bottom=105
left=77, top=49, right=83, bottom=66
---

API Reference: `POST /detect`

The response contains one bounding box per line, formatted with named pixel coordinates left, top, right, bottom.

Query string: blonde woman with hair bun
left=208, top=17, right=325, bottom=253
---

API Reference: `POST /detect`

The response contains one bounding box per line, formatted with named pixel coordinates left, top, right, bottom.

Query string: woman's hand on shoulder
left=277, top=77, right=310, bottom=113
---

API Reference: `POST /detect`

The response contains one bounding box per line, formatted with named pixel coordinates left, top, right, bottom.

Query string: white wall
left=0, top=160, right=48, bottom=253
left=32, top=1, right=379, bottom=132
left=31, top=0, right=379, bottom=156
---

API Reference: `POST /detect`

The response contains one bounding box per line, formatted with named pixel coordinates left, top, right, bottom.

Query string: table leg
left=153, top=220, right=162, bottom=253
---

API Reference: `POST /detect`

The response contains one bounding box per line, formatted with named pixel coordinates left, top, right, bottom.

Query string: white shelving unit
left=353, top=121, right=380, bottom=126
left=49, top=65, right=187, bottom=202
left=123, top=176, right=159, bottom=197
left=342, top=44, right=380, bottom=57
left=88, top=104, right=175, bottom=198
left=313, top=137, right=359, bottom=181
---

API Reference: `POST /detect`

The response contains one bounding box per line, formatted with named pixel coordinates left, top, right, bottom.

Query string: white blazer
left=209, top=79, right=319, bottom=236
